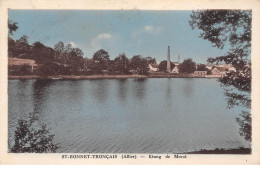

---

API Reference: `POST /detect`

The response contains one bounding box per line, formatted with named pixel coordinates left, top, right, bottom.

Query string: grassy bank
left=8, top=75, right=147, bottom=80
left=185, top=147, right=251, bottom=154
left=8, top=74, right=222, bottom=80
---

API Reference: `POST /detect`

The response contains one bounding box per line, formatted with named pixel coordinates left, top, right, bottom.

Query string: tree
left=93, top=49, right=110, bottom=63
left=158, top=60, right=175, bottom=72
left=8, top=20, right=18, bottom=57
left=54, top=41, right=65, bottom=60
left=92, top=49, right=110, bottom=71
left=54, top=41, right=65, bottom=53
left=9, top=112, right=59, bottom=153
left=17, top=35, right=29, bottom=44
left=130, top=55, right=148, bottom=75
left=69, top=48, right=85, bottom=73
left=33, top=41, right=45, bottom=50
left=8, top=20, right=18, bottom=36
left=178, top=58, right=196, bottom=73
left=190, top=10, right=251, bottom=141
left=71, top=48, right=84, bottom=58
left=197, top=64, right=211, bottom=74
left=196, top=64, right=207, bottom=71
left=110, top=53, right=130, bottom=74
left=144, top=56, right=156, bottom=64
left=17, top=35, right=30, bottom=51
left=32, top=41, right=54, bottom=64
left=64, top=43, right=73, bottom=54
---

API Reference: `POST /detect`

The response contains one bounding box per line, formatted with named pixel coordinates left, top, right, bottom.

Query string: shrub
left=9, top=113, right=59, bottom=153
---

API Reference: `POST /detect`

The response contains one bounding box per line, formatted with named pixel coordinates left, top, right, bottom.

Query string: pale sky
left=9, top=10, right=229, bottom=63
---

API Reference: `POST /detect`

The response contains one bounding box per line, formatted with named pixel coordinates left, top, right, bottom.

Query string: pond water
left=8, top=78, right=249, bottom=153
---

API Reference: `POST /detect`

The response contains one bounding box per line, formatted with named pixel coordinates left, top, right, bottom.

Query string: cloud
left=144, top=25, right=154, bottom=32
left=90, top=32, right=113, bottom=50
left=144, top=25, right=162, bottom=34
left=96, top=33, right=112, bottom=39
left=69, top=41, right=76, bottom=47
left=132, top=25, right=163, bottom=38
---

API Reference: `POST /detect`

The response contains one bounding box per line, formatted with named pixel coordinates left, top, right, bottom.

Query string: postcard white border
left=0, top=0, right=259, bottom=165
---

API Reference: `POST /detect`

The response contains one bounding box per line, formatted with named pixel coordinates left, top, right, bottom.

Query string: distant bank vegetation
left=8, top=20, right=213, bottom=77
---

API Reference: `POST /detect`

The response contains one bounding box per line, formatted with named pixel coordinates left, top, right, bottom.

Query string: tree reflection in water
left=92, top=79, right=109, bottom=103
left=182, top=78, right=194, bottom=98
left=133, top=78, right=147, bottom=102
left=32, top=79, right=52, bottom=115
left=117, top=79, right=128, bottom=103
left=165, top=78, right=172, bottom=107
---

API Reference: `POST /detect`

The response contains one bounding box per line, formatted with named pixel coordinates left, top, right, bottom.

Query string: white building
left=148, top=64, right=159, bottom=72
left=171, top=66, right=179, bottom=73
left=194, top=71, right=207, bottom=76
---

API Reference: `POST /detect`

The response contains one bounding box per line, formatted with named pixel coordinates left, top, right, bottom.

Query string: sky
left=8, top=10, right=229, bottom=64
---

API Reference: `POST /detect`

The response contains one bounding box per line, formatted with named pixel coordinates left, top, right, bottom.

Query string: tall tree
left=130, top=55, right=149, bottom=75
left=8, top=20, right=18, bottom=36
left=112, top=53, right=130, bottom=74
left=64, top=43, right=73, bottom=54
left=71, top=48, right=84, bottom=58
left=32, top=41, right=54, bottom=64
left=196, top=64, right=207, bottom=71
left=54, top=41, right=65, bottom=53
left=91, top=49, right=110, bottom=71
left=178, top=58, right=196, bottom=73
left=144, top=56, right=156, bottom=64
left=93, top=49, right=110, bottom=62
left=54, top=41, right=65, bottom=60
left=17, top=35, right=29, bottom=44
left=190, top=10, right=251, bottom=141
left=16, top=35, right=30, bottom=51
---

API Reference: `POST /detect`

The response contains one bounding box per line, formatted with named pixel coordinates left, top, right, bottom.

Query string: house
left=194, top=71, right=207, bottom=76
left=171, top=66, right=179, bottom=74
left=8, top=58, right=37, bottom=72
left=206, top=64, right=215, bottom=70
left=211, top=67, right=227, bottom=76
left=148, top=64, right=159, bottom=72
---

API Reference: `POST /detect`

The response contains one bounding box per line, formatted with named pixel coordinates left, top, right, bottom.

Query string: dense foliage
left=9, top=113, right=59, bottom=153
left=190, top=10, right=252, bottom=141
left=8, top=20, right=159, bottom=76
left=158, top=60, right=175, bottom=72
left=178, top=58, right=196, bottom=73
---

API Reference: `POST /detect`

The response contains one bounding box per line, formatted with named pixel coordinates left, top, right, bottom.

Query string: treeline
left=9, top=37, right=86, bottom=76
left=8, top=20, right=158, bottom=76
left=86, top=50, right=157, bottom=75
left=8, top=20, right=207, bottom=76
left=8, top=36, right=158, bottom=76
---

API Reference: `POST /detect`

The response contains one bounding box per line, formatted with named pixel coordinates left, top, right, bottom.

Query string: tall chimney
left=167, top=46, right=171, bottom=73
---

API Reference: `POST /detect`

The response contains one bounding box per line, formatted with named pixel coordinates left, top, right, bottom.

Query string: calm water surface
left=8, top=78, right=249, bottom=153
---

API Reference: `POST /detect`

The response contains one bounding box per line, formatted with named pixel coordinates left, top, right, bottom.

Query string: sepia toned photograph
left=1, top=0, right=260, bottom=165
left=7, top=9, right=252, bottom=154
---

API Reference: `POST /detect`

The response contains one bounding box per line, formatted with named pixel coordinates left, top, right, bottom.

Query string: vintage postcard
left=0, top=0, right=260, bottom=165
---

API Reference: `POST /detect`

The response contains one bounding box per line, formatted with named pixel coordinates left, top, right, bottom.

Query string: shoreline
left=8, top=74, right=222, bottom=80
left=184, top=147, right=251, bottom=154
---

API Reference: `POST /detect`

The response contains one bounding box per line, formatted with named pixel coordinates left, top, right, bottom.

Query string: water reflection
left=15, top=80, right=31, bottom=115
left=133, top=78, right=147, bottom=102
left=117, top=79, right=128, bottom=103
left=65, top=80, right=85, bottom=101
left=92, top=80, right=109, bottom=103
left=8, top=78, right=249, bottom=153
left=182, top=78, right=194, bottom=97
left=165, top=79, right=172, bottom=107
left=32, top=79, right=52, bottom=114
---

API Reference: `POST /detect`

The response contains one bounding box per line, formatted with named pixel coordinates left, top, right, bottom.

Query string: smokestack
left=167, top=46, right=171, bottom=73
